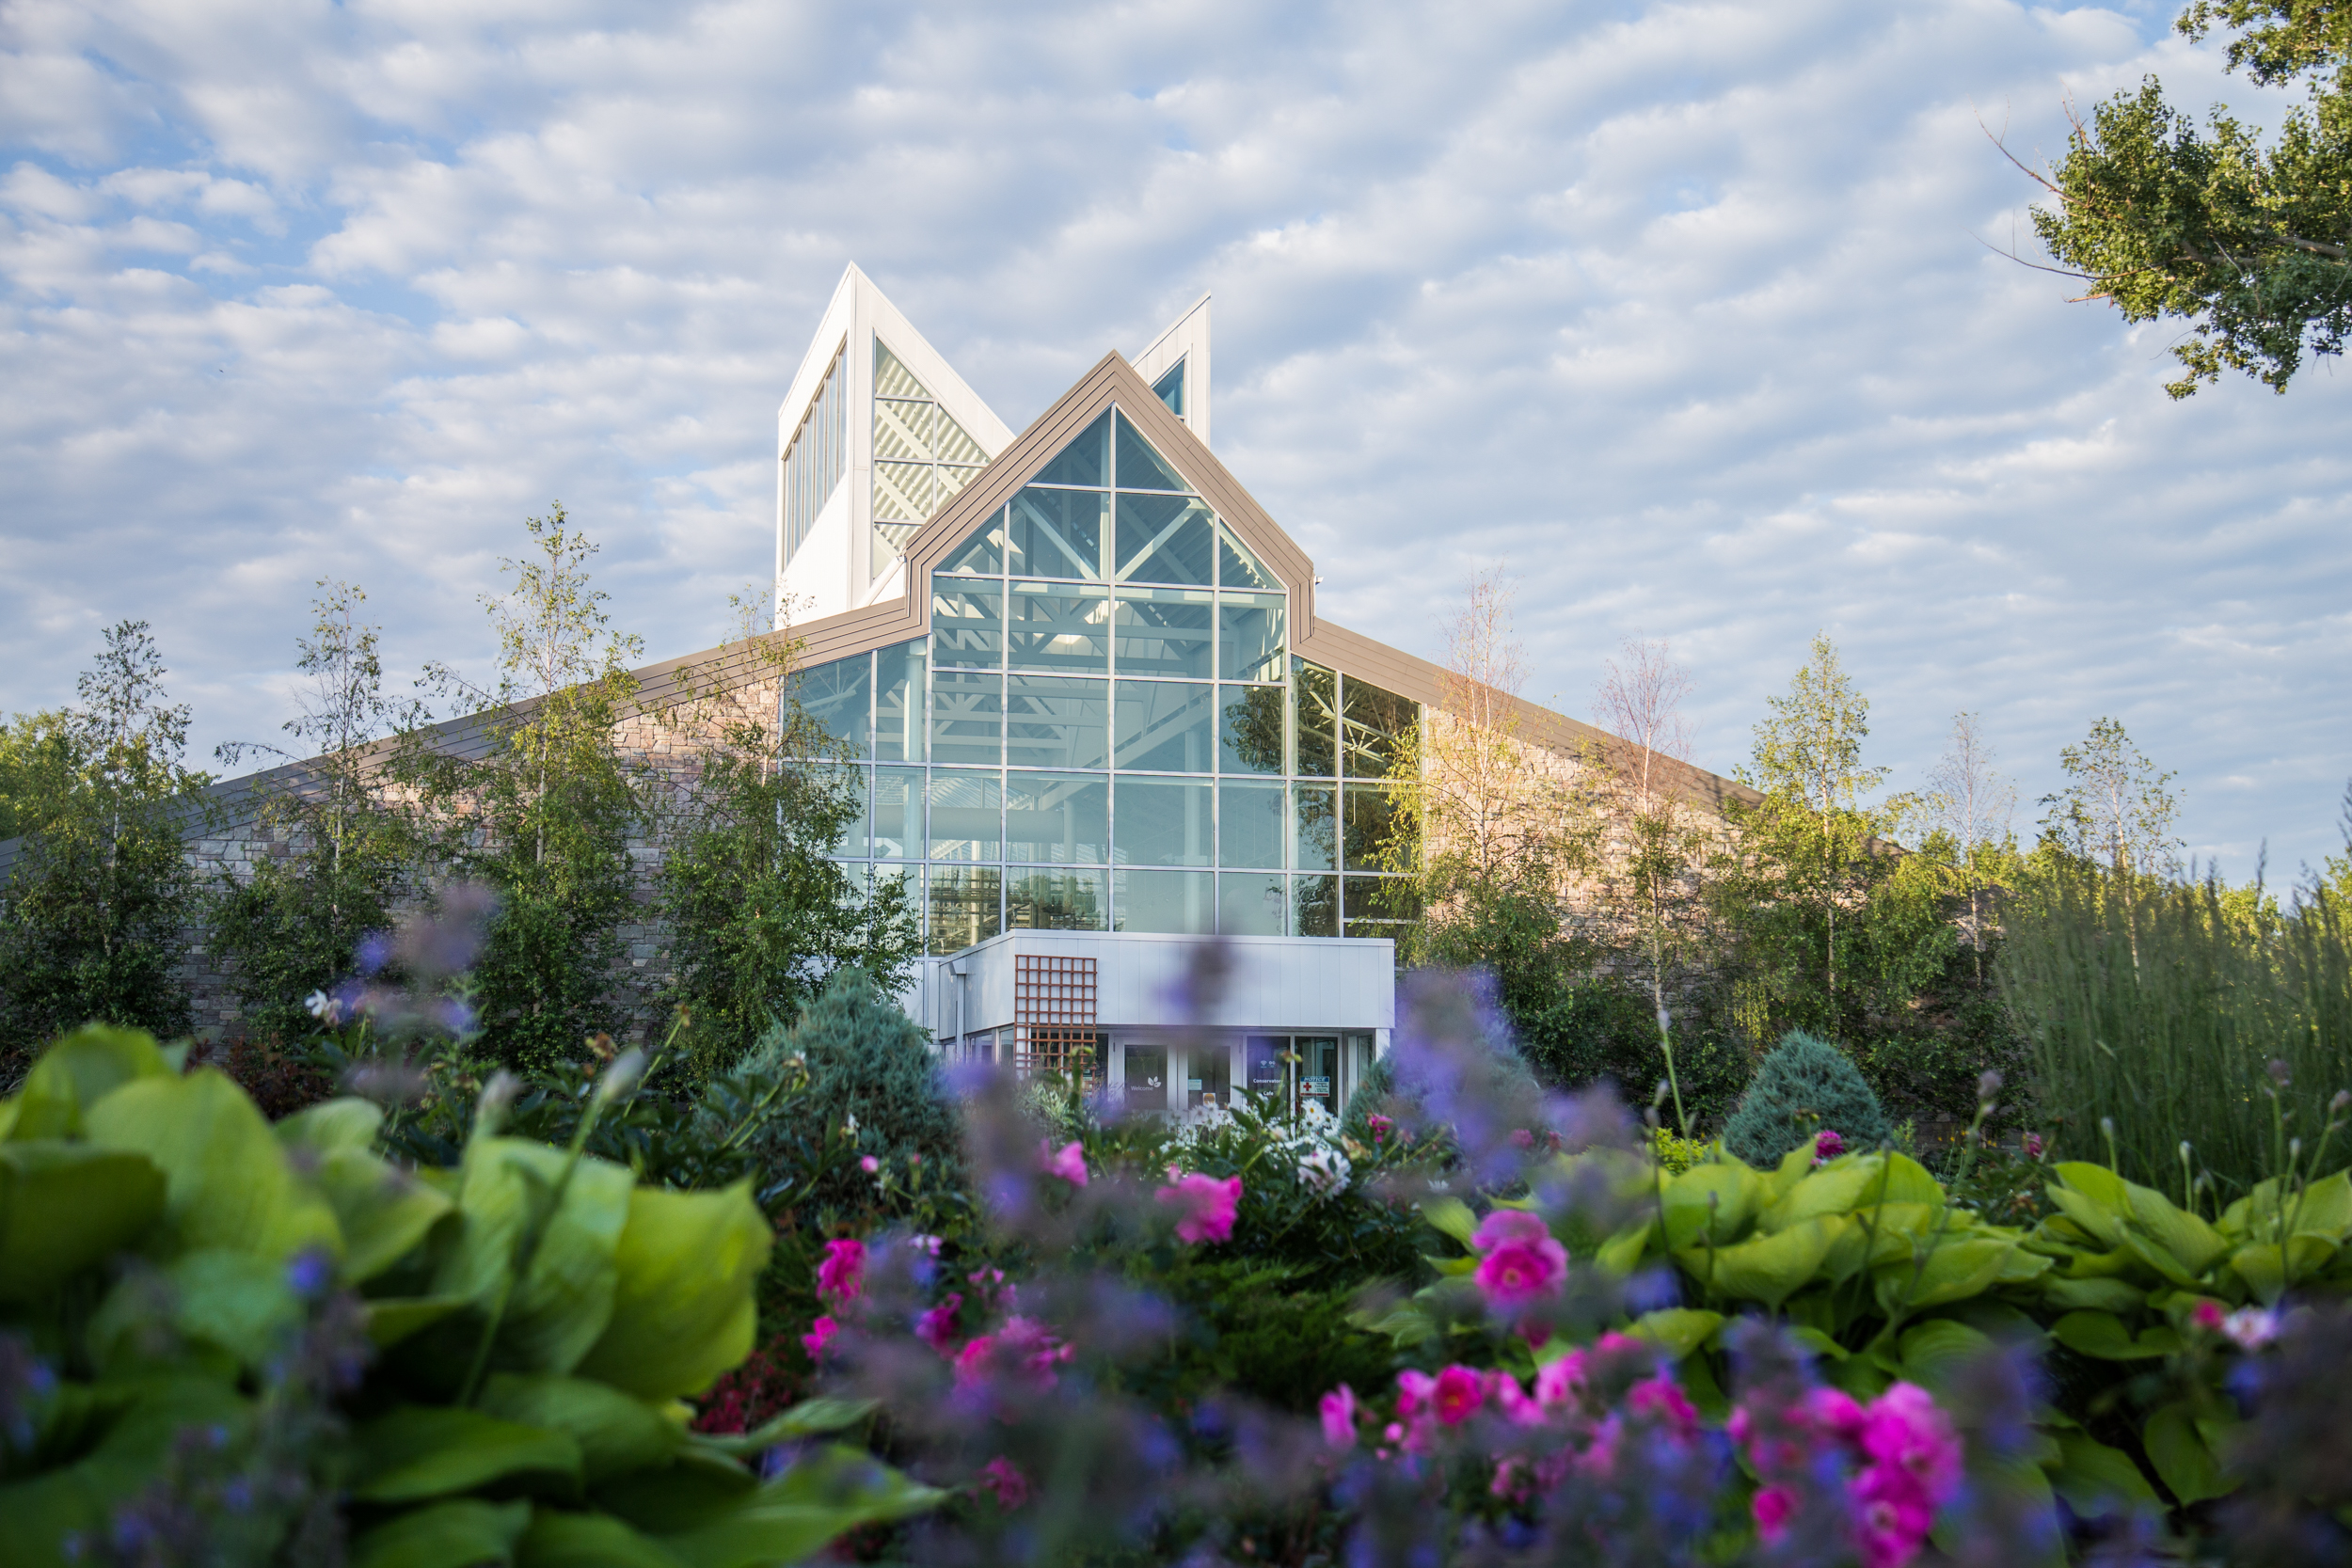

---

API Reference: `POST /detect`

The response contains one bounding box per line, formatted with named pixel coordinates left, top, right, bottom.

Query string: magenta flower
left=977, top=1455, right=1029, bottom=1510
left=1041, top=1138, right=1089, bottom=1188
left=1752, top=1483, right=1796, bottom=1543
left=859, top=1154, right=881, bottom=1174
left=2022, top=1132, right=2045, bottom=1160
left=953, top=1335, right=995, bottom=1387
left=1534, top=1349, right=1587, bottom=1408
left=1804, top=1385, right=1867, bottom=1441
left=1432, top=1364, right=1486, bottom=1427
left=1627, top=1373, right=1698, bottom=1438
left=1489, top=1370, right=1547, bottom=1428
left=1318, top=1384, right=1358, bottom=1449
left=1394, top=1369, right=1437, bottom=1422
left=1366, top=1113, right=1394, bottom=1142
left=1850, top=1462, right=1938, bottom=1568
left=1860, top=1382, right=1963, bottom=1500
left=1156, top=1172, right=1242, bottom=1243
left=914, top=1292, right=963, bottom=1354
left=1470, top=1210, right=1569, bottom=1307
left=801, top=1314, right=838, bottom=1363
left=816, top=1237, right=866, bottom=1305
left=1813, top=1129, right=1845, bottom=1164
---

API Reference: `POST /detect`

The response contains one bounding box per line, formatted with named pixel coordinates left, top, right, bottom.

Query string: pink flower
left=860, top=1154, right=881, bottom=1174
left=1432, top=1365, right=1486, bottom=1427
left=1804, top=1386, right=1867, bottom=1441
left=1489, top=1370, right=1547, bottom=1427
left=2191, top=1299, right=2225, bottom=1332
left=907, top=1233, right=944, bottom=1257
left=998, top=1315, right=1073, bottom=1385
left=1752, top=1484, right=1796, bottom=1543
left=1860, top=1383, right=1963, bottom=1502
left=801, top=1314, right=838, bottom=1362
left=954, top=1335, right=995, bottom=1387
left=1490, top=1455, right=1530, bottom=1499
left=1628, top=1374, right=1698, bottom=1438
left=977, top=1456, right=1028, bottom=1510
left=1319, top=1384, right=1358, bottom=1449
left=1156, top=1173, right=1242, bottom=1243
left=1850, top=1462, right=1937, bottom=1568
left=816, top=1237, right=866, bottom=1305
left=1470, top=1212, right=1568, bottom=1307
left=2022, top=1132, right=2045, bottom=1160
left=1367, top=1113, right=1394, bottom=1142
left=1041, top=1138, right=1089, bottom=1187
left=1534, top=1350, right=1587, bottom=1408
left=1813, top=1129, right=1845, bottom=1164
left=1394, top=1369, right=1438, bottom=1422
left=914, top=1293, right=963, bottom=1354
left=1509, top=1128, right=1534, bottom=1148
left=1579, top=1412, right=1623, bottom=1479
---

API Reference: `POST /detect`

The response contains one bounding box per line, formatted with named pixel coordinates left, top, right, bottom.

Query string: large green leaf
left=353, top=1405, right=583, bottom=1503
left=2228, top=1235, right=2340, bottom=1306
left=2144, top=1401, right=2233, bottom=1505
left=2048, top=1310, right=2180, bottom=1360
left=0, top=1142, right=165, bottom=1303
left=2123, top=1184, right=2229, bottom=1275
left=352, top=1498, right=533, bottom=1568
left=653, top=1446, right=947, bottom=1568
left=1873, top=1236, right=2016, bottom=1315
left=688, top=1400, right=878, bottom=1460
left=594, top=1450, right=761, bottom=1534
left=2039, top=1275, right=2146, bottom=1314
left=0, top=1373, right=247, bottom=1568
left=1894, top=1318, right=1994, bottom=1392
left=1629, top=1307, right=1723, bottom=1360
left=431, top=1139, right=634, bottom=1376
left=1661, top=1163, right=1759, bottom=1248
left=278, top=1097, right=388, bottom=1154
left=519, top=1510, right=685, bottom=1568
left=366, top=1294, right=473, bottom=1348
left=573, top=1183, right=771, bottom=1402
left=480, top=1375, right=683, bottom=1484
left=83, top=1069, right=342, bottom=1265
left=8, top=1025, right=176, bottom=1142
left=89, top=1248, right=301, bottom=1373
left=2048, top=1431, right=2160, bottom=1514
left=1419, top=1196, right=1478, bottom=1247
left=314, top=1147, right=453, bottom=1284
left=1682, top=1214, right=1845, bottom=1309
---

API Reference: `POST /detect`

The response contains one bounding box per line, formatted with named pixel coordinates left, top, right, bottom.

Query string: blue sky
left=4, top=0, right=2346, bottom=878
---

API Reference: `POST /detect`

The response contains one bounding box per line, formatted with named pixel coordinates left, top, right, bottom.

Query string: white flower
left=305, top=990, right=341, bottom=1024
left=2222, top=1307, right=2280, bottom=1351
left=1296, top=1148, right=1352, bottom=1197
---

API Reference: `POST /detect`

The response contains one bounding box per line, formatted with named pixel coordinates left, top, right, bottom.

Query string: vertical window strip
left=782, top=342, right=847, bottom=564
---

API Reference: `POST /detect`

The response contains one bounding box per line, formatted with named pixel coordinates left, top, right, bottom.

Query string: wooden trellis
left=1012, top=954, right=1098, bottom=1086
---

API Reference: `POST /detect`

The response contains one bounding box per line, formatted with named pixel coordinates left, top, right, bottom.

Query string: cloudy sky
left=4, top=0, right=2346, bottom=877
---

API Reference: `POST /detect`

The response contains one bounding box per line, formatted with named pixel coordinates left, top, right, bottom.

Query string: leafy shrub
left=1721, top=1030, right=1892, bottom=1167
left=0, top=1023, right=937, bottom=1565
left=1515, top=976, right=1753, bottom=1128
left=744, top=968, right=963, bottom=1214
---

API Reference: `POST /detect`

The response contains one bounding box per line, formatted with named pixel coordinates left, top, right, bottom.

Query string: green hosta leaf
left=653, top=1446, right=947, bottom=1568
left=0, top=1142, right=165, bottom=1304
left=480, top=1375, right=682, bottom=1484
left=1874, top=1236, right=2016, bottom=1315
left=351, top=1498, right=532, bottom=1568
left=431, top=1138, right=633, bottom=1376
left=2119, top=1230, right=2202, bottom=1290
left=2285, top=1170, right=2352, bottom=1239
left=1895, top=1318, right=1994, bottom=1392
left=2144, top=1401, right=2233, bottom=1505
left=1683, top=1214, right=1846, bottom=1309
left=2228, top=1235, right=2339, bottom=1306
left=1661, top=1163, right=1759, bottom=1249
left=90, top=1248, right=301, bottom=1373
left=2048, top=1431, right=2161, bottom=1514
left=594, top=1450, right=760, bottom=1534
left=0, top=1373, right=248, bottom=1568
left=312, top=1147, right=452, bottom=1285
left=1758, top=1162, right=1882, bottom=1232
left=2049, top=1310, right=2180, bottom=1360
left=83, top=1069, right=342, bottom=1265
left=1630, top=1307, right=1723, bottom=1360
left=689, top=1400, right=878, bottom=1459
left=2123, top=1184, right=2230, bottom=1276
left=573, top=1182, right=771, bottom=1402
left=2040, top=1275, right=2147, bottom=1314
left=278, top=1097, right=386, bottom=1155
left=353, top=1405, right=583, bottom=1503
left=1762, top=1141, right=1818, bottom=1202
left=2043, top=1185, right=2125, bottom=1249
left=8, top=1025, right=176, bottom=1141
left=1594, top=1217, right=1654, bottom=1275
left=517, top=1509, right=684, bottom=1568
left=1420, top=1196, right=1478, bottom=1248
left=366, top=1294, right=472, bottom=1348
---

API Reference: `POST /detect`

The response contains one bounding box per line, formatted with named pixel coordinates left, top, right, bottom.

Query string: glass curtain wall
left=872, top=341, right=991, bottom=585
left=795, top=404, right=1418, bottom=955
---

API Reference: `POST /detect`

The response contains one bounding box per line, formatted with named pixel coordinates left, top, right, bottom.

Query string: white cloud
left=0, top=0, right=2344, bottom=875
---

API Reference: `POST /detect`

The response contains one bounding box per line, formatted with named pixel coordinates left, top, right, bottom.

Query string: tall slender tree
left=0, top=622, right=208, bottom=1062
left=1928, top=711, right=2019, bottom=981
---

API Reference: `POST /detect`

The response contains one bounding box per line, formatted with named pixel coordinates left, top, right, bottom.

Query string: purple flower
left=1319, top=1384, right=1358, bottom=1449
left=816, top=1238, right=866, bottom=1305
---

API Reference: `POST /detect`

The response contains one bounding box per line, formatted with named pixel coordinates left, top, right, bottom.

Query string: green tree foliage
left=2040, top=715, right=2183, bottom=879
left=0, top=623, right=208, bottom=1067
left=2020, top=0, right=2352, bottom=396
left=1513, top=975, right=1753, bottom=1130
left=651, top=604, right=920, bottom=1075
left=1721, top=1029, right=1895, bottom=1168
left=741, top=968, right=961, bottom=1212
left=207, top=581, right=420, bottom=1041
left=1717, top=634, right=1954, bottom=1041
left=396, top=505, right=647, bottom=1071
left=0, top=710, right=75, bottom=843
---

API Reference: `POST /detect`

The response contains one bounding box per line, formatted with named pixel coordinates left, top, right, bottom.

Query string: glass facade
left=871, top=340, right=989, bottom=584
left=796, top=404, right=1417, bottom=953
left=781, top=341, right=847, bottom=564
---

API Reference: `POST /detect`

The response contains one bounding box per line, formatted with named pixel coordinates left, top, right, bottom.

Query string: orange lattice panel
left=1012, top=956, right=1097, bottom=1086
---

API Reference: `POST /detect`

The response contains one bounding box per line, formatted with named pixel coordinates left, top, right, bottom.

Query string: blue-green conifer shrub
left=1722, top=1029, right=1892, bottom=1168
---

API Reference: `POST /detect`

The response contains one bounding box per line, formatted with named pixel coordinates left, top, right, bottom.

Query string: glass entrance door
left=1245, top=1036, right=1290, bottom=1107
left=1184, top=1044, right=1230, bottom=1111
left=1295, top=1035, right=1339, bottom=1115
left=1123, top=1043, right=1168, bottom=1117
